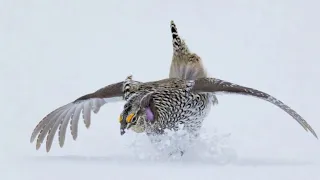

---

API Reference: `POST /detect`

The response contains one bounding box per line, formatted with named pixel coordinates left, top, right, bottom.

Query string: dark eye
left=131, top=116, right=137, bottom=123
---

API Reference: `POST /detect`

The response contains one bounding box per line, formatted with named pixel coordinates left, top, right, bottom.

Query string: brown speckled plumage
left=30, top=21, right=317, bottom=153
left=30, top=75, right=318, bottom=152
left=119, top=78, right=318, bottom=139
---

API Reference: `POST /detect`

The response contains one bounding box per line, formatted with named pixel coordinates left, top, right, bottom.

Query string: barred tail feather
left=169, top=20, right=207, bottom=80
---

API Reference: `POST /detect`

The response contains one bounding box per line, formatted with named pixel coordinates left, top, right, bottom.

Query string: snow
left=1, top=0, right=320, bottom=179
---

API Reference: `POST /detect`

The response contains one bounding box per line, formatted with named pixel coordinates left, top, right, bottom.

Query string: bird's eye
left=131, top=116, right=137, bottom=123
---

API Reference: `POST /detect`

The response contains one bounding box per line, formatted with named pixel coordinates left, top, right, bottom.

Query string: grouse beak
left=120, top=113, right=135, bottom=135
left=120, top=121, right=127, bottom=135
left=120, top=129, right=126, bottom=135
left=119, top=115, right=127, bottom=135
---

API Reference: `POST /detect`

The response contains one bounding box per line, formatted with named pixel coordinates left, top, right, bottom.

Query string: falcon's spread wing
left=191, top=78, right=318, bottom=139
left=30, top=81, right=124, bottom=152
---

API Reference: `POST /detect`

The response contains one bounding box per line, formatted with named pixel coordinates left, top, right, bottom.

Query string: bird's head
left=118, top=92, right=156, bottom=135
left=119, top=104, right=146, bottom=135
left=119, top=98, right=146, bottom=135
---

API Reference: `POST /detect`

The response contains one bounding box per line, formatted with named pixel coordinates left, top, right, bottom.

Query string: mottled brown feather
left=191, top=77, right=318, bottom=139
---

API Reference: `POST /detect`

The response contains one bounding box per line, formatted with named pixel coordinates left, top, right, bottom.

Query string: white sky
left=1, top=0, right=320, bottom=179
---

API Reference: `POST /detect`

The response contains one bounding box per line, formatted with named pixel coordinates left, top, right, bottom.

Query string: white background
left=1, top=0, right=320, bottom=179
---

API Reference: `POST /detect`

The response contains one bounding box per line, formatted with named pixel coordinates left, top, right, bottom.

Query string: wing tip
left=46, top=145, right=51, bottom=153
left=310, top=129, right=318, bottom=139
left=303, top=122, right=318, bottom=139
left=36, top=143, right=41, bottom=150
left=30, top=136, right=35, bottom=143
left=72, top=133, right=78, bottom=141
left=30, top=130, right=37, bottom=143
left=59, top=142, right=64, bottom=148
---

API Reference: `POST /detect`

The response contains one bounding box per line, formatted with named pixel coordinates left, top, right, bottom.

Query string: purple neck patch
left=145, top=107, right=154, bottom=121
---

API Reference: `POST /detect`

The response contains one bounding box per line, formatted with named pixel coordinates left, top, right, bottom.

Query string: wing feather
left=83, top=100, right=92, bottom=128
left=36, top=107, right=68, bottom=150
left=58, top=106, right=76, bottom=148
left=30, top=81, right=125, bottom=152
left=46, top=106, right=75, bottom=152
left=70, top=102, right=84, bottom=141
left=192, top=78, right=318, bottom=139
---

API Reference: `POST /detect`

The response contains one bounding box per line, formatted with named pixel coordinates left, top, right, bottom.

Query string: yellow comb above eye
left=126, top=113, right=134, bottom=123
left=119, top=115, right=123, bottom=122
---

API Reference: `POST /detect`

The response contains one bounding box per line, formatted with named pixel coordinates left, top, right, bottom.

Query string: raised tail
left=169, top=20, right=217, bottom=105
left=169, top=20, right=207, bottom=80
left=170, top=20, right=189, bottom=55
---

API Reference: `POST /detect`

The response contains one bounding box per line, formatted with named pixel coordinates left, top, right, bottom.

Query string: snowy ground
left=2, top=0, right=320, bottom=180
